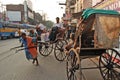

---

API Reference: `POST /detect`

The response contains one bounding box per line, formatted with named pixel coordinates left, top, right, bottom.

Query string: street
left=0, top=39, right=103, bottom=80
left=0, top=0, right=120, bottom=79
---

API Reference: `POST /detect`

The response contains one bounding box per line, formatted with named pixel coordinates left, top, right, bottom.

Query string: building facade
left=65, top=0, right=120, bottom=20
left=6, top=0, right=35, bottom=24
left=65, top=0, right=92, bottom=19
left=6, top=4, right=24, bottom=23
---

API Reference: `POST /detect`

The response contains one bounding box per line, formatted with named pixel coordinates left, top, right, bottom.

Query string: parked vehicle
left=0, top=22, right=35, bottom=40
left=0, top=22, right=17, bottom=39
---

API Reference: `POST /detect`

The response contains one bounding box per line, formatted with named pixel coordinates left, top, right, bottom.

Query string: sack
left=51, top=26, right=58, bottom=32
left=49, top=31, right=57, bottom=41
left=49, top=27, right=58, bottom=41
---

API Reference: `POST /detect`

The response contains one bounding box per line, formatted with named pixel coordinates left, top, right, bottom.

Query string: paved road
left=0, top=39, right=103, bottom=80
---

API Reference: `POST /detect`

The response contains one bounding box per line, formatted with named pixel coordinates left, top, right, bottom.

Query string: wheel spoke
left=109, top=70, right=114, bottom=80
left=56, top=45, right=61, bottom=49
left=109, top=50, right=114, bottom=63
left=106, top=50, right=111, bottom=63
left=57, top=52, right=62, bottom=58
left=39, top=43, right=53, bottom=56
left=99, top=49, right=120, bottom=80
left=107, top=69, right=110, bottom=79
left=102, top=69, right=108, bottom=78
left=54, top=49, right=65, bottom=61
left=113, top=69, right=120, bottom=79
left=112, top=53, right=117, bottom=62
left=66, top=51, right=77, bottom=80
left=101, top=54, right=109, bottom=66
left=102, top=68, right=108, bottom=73
left=54, top=40, right=67, bottom=61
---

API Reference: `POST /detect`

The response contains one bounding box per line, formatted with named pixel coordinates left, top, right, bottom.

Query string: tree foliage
left=43, top=20, right=54, bottom=29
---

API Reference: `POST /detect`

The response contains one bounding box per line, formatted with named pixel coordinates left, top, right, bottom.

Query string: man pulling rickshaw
left=11, top=32, right=39, bottom=66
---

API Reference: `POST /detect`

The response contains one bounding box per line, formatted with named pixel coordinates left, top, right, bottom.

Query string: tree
left=43, top=20, right=54, bottom=29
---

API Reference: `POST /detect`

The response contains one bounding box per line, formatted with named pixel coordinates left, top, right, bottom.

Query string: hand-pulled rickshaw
left=10, top=25, right=67, bottom=62
left=37, top=27, right=68, bottom=61
left=66, top=8, right=120, bottom=80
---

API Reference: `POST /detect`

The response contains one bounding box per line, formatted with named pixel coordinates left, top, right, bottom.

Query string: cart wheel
left=66, top=50, right=78, bottom=80
left=39, top=43, right=53, bottom=57
left=99, top=48, right=120, bottom=80
left=54, top=39, right=67, bottom=61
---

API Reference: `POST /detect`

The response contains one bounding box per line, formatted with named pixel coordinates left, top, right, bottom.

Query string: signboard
left=94, top=0, right=120, bottom=12
left=6, top=11, right=21, bottom=21
left=28, top=11, right=34, bottom=19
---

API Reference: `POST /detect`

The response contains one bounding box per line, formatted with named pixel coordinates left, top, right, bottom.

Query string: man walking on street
left=20, top=33, right=39, bottom=66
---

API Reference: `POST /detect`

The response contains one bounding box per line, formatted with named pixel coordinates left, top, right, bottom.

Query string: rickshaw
left=66, top=8, right=120, bottom=80
left=38, top=39, right=67, bottom=61
left=38, top=29, right=68, bottom=61
left=10, top=27, right=68, bottom=62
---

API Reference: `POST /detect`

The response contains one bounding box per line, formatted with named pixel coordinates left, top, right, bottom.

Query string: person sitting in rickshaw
left=49, top=17, right=66, bottom=41
left=36, top=25, right=41, bottom=40
left=36, top=23, right=49, bottom=42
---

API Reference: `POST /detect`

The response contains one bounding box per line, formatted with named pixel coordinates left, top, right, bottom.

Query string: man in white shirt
left=53, top=17, right=65, bottom=39
left=53, top=19, right=63, bottom=28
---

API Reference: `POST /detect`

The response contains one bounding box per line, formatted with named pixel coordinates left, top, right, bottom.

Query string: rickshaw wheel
left=66, top=49, right=78, bottom=80
left=99, top=48, right=120, bottom=80
left=54, top=39, right=67, bottom=61
left=39, top=43, right=53, bottom=57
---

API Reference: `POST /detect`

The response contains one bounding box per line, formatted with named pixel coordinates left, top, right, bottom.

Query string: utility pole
left=23, top=0, right=28, bottom=23
left=0, top=2, right=3, bottom=22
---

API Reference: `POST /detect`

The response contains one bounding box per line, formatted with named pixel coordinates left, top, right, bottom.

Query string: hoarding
left=94, top=0, right=120, bottom=12
left=28, top=11, right=34, bottom=19
left=6, top=11, right=21, bottom=21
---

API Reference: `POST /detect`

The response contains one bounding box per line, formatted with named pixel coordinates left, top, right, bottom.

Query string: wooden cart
left=66, top=9, right=120, bottom=80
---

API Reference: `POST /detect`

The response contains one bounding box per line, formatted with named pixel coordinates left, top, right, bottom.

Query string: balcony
left=70, top=0, right=76, bottom=6
left=70, top=5, right=75, bottom=9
